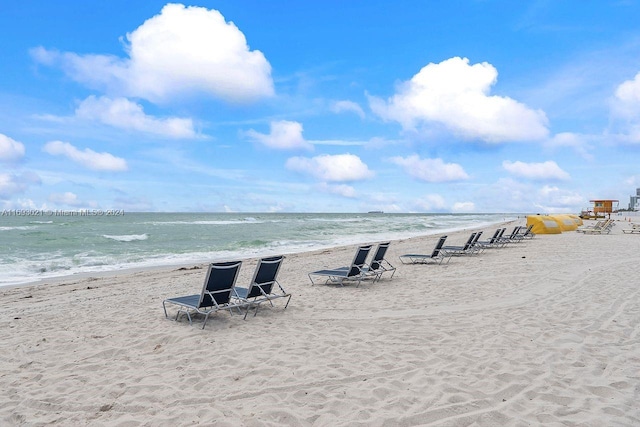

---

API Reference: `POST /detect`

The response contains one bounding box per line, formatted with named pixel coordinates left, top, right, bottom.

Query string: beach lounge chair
left=516, top=224, right=535, bottom=239
left=496, top=226, right=522, bottom=244
left=399, top=235, right=451, bottom=264
left=469, top=231, right=484, bottom=253
left=308, top=245, right=372, bottom=287
left=337, top=242, right=396, bottom=282
left=163, top=260, right=245, bottom=329
left=476, top=228, right=502, bottom=250
left=581, top=219, right=614, bottom=234
left=233, top=255, right=292, bottom=319
left=367, top=242, right=396, bottom=281
left=441, top=232, right=478, bottom=256
left=348, top=241, right=396, bottom=282
left=577, top=220, right=608, bottom=233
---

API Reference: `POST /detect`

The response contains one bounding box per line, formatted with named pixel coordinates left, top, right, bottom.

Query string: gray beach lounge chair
left=162, top=260, right=245, bottom=329
left=441, top=232, right=478, bottom=256
left=366, top=242, right=396, bottom=281
left=581, top=219, right=614, bottom=234
left=399, top=235, right=451, bottom=264
left=338, top=242, right=396, bottom=282
left=516, top=224, right=535, bottom=239
left=233, top=255, right=292, bottom=319
left=476, top=228, right=502, bottom=250
left=496, top=226, right=522, bottom=244
left=308, top=244, right=372, bottom=287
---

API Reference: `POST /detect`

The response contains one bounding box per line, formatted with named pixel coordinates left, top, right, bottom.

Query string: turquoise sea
left=0, top=211, right=515, bottom=286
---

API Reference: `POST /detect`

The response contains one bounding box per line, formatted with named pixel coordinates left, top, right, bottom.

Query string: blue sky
left=2, top=1, right=640, bottom=213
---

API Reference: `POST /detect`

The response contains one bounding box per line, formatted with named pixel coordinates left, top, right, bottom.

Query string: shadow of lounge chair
left=308, top=245, right=372, bottom=287
left=163, top=260, right=245, bottom=329
left=399, top=235, right=451, bottom=264
left=233, top=255, right=292, bottom=319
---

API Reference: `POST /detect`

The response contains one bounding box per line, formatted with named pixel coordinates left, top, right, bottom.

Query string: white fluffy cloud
left=545, top=132, right=593, bottom=160
left=43, top=141, right=128, bottom=171
left=613, top=71, right=640, bottom=118
left=286, top=154, right=374, bottom=182
left=452, top=201, right=476, bottom=213
left=413, top=194, right=447, bottom=211
left=0, top=134, right=26, bottom=162
left=331, top=100, right=365, bottom=118
left=48, top=192, right=81, bottom=206
left=535, top=185, right=584, bottom=212
left=370, top=57, right=549, bottom=143
left=76, top=96, right=196, bottom=138
left=390, top=154, right=469, bottom=182
left=32, top=3, right=273, bottom=104
left=245, top=120, right=314, bottom=150
left=318, top=183, right=357, bottom=198
left=0, top=172, right=41, bottom=198
left=502, top=160, right=570, bottom=181
left=611, top=72, right=640, bottom=143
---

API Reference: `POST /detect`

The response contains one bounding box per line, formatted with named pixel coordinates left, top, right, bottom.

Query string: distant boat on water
left=367, top=210, right=384, bottom=214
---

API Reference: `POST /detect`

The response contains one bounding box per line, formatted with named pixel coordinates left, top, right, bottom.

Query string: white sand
left=1, top=219, right=639, bottom=426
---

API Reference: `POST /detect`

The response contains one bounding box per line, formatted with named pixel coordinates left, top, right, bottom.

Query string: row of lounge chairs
left=399, top=225, right=535, bottom=265
left=163, top=256, right=291, bottom=329
left=163, top=226, right=535, bottom=329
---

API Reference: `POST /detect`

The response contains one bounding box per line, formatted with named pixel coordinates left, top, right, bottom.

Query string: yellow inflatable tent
left=566, top=214, right=583, bottom=227
left=527, top=215, right=562, bottom=234
left=553, top=214, right=579, bottom=231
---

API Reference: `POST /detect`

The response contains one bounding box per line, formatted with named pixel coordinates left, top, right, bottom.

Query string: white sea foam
left=102, top=234, right=149, bottom=242
left=0, top=226, right=37, bottom=231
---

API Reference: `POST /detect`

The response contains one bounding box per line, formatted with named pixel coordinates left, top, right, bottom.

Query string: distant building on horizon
left=629, top=188, right=640, bottom=211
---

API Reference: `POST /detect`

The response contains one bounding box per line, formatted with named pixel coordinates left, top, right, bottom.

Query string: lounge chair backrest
left=498, top=228, right=506, bottom=239
left=489, top=228, right=501, bottom=243
left=245, top=256, right=284, bottom=298
left=199, top=261, right=242, bottom=308
left=369, top=242, right=390, bottom=270
left=431, top=236, right=447, bottom=257
left=472, top=231, right=482, bottom=245
left=347, top=245, right=372, bottom=277
left=463, top=232, right=477, bottom=250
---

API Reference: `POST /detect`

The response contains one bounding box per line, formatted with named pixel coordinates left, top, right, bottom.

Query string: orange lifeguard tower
left=580, top=199, right=619, bottom=219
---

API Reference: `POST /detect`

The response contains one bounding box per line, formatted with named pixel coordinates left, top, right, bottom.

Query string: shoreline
left=1, top=217, right=518, bottom=290
left=3, top=218, right=639, bottom=425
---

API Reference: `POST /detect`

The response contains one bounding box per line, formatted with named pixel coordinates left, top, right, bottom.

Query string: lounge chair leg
left=202, top=313, right=210, bottom=329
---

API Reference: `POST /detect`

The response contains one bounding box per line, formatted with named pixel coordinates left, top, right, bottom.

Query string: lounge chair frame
left=338, top=242, right=396, bottom=282
left=441, top=232, right=479, bottom=256
left=163, top=261, right=245, bottom=329
left=366, top=242, right=396, bottom=282
left=233, top=256, right=292, bottom=319
left=308, top=245, right=372, bottom=287
left=399, top=235, right=451, bottom=264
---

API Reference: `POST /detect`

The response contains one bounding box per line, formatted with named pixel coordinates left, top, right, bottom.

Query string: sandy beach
left=1, top=218, right=639, bottom=426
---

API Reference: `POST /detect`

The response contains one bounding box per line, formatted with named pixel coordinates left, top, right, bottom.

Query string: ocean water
left=0, top=212, right=515, bottom=286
